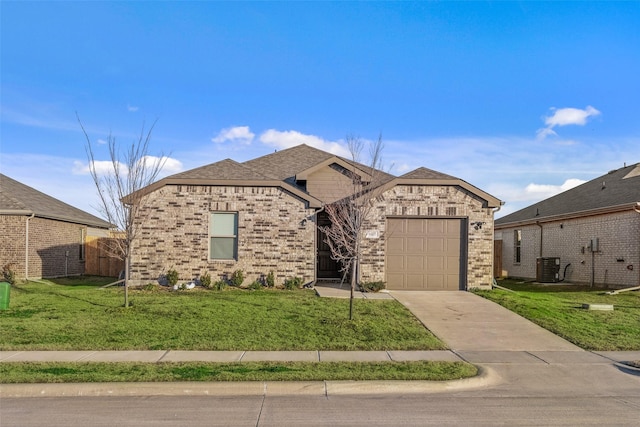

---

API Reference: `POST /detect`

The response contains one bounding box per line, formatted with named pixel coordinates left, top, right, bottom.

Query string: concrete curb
left=0, top=366, right=499, bottom=398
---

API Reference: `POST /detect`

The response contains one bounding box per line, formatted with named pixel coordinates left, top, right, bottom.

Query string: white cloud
left=259, top=129, right=350, bottom=157
left=138, top=155, right=183, bottom=176
left=72, top=160, right=124, bottom=176
left=524, top=178, right=586, bottom=197
left=127, top=104, right=139, bottom=112
left=97, top=138, right=108, bottom=145
left=74, top=156, right=182, bottom=176
left=212, top=126, right=255, bottom=144
left=544, top=106, right=600, bottom=127
left=537, top=105, right=601, bottom=139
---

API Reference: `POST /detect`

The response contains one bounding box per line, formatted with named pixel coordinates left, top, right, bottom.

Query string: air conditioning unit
left=536, top=257, right=561, bottom=283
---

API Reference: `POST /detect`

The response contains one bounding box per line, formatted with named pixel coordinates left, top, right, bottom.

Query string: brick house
left=0, top=174, right=112, bottom=279
left=494, top=163, right=640, bottom=288
left=130, top=144, right=501, bottom=290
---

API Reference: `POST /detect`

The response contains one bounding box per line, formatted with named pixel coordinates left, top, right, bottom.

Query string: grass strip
left=0, top=361, right=477, bottom=383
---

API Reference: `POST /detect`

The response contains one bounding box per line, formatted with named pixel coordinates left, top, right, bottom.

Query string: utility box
left=536, top=257, right=561, bottom=283
left=0, top=282, right=10, bottom=310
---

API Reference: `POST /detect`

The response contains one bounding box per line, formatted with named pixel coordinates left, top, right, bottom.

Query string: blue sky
left=2, top=1, right=639, bottom=219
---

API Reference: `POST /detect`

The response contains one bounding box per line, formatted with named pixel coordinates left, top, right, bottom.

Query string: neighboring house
left=130, top=144, right=501, bottom=291
left=494, top=163, right=640, bottom=288
left=0, top=174, right=113, bottom=279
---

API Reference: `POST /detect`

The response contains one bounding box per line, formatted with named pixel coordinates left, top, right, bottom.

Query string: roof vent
left=601, top=181, right=606, bottom=189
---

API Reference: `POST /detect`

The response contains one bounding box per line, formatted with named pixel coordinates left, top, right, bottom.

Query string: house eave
left=129, top=178, right=324, bottom=208
left=495, top=202, right=640, bottom=229
left=0, top=209, right=112, bottom=229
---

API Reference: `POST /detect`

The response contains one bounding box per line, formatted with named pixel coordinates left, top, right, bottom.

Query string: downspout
left=313, top=206, right=326, bottom=286
left=25, top=213, right=35, bottom=281
left=635, top=202, right=640, bottom=286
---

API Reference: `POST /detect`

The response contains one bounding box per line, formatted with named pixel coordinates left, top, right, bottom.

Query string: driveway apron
left=390, top=291, right=582, bottom=352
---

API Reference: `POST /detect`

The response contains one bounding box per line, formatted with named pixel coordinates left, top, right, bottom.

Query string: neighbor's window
left=514, top=229, right=522, bottom=264
left=210, top=212, right=238, bottom=260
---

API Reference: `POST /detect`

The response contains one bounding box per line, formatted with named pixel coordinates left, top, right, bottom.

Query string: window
left=210, top=212, right=238, bottom=260
left=514, top=229, right=522, bottom=264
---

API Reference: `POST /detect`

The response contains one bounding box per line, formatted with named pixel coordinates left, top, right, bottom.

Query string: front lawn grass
left=0, top=361, right=477, bottom=383
left=475, top=280, right=640, bottom=350
left=0, top=277, right=445, bottom=351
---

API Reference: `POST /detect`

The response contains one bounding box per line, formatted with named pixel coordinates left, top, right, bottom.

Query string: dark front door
left=317, top=212, right=340, bottom=279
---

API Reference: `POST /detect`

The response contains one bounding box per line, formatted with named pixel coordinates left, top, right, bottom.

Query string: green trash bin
left=0, top=282, right=10, bottom=310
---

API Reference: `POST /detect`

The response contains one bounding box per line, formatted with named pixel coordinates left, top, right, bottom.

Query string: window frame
left=209, top=212, right=239, bottom=261
left=513, top=229, right=522, bottom=264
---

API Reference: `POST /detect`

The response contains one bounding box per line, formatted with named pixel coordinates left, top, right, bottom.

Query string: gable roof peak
left=400, top=166, right=458, bottom=180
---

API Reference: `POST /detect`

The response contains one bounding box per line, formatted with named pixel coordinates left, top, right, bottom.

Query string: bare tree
left=319, top=135, right=386, bottom=320
left=78, top=114, right=167, bottom=307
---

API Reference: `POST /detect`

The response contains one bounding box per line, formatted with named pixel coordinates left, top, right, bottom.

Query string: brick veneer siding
left=496, top=210, right=640, bottom=287
left=0, top=215, right=86, bottom=279
left=130, top=185, right=317, bottom=286
left=360, top=184, right=496, bottom=290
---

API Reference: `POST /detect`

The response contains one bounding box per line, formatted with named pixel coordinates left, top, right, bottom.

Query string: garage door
left=386, top=218, right=463, bottom=290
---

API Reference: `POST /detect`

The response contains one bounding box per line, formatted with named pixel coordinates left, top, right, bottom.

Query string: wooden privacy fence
left=494, top=239, right=503, bottom=278
left=85, top=236, right=124, bottom=277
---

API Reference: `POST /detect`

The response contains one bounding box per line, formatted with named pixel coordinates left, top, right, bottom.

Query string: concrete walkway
left=389, top=290, right=640, bottom=365
left=0, top=349, right=461, bottom=363
left=389, top=291, right=581, bottom=352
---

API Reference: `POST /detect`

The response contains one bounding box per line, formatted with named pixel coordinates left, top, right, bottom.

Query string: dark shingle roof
left=0, top=174, right=112, bottom=229
left=167, top=159, right=271, bottom=181
left=243, top=144, right=337, bottom=180
left=400, top=167, right=458, bottom=180
left=496, top=163, right=640, bottom=226
left=136, top=143, right=499, bottom=207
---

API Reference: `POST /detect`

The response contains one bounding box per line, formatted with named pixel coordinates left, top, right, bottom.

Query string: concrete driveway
left=390, top=291, right=582, bottom=353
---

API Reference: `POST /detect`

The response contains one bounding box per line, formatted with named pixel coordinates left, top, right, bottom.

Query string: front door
left=317, top=212, right=340, bottom=279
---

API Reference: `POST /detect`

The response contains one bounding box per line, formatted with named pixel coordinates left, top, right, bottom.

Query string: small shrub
left=359, top=281, right=386, bottom=293
left=142, top=283, right=157, bottom=291
left=283, top=276, right=303, bottom=290
left=266, top=271, right=275, bottom=288
left=230, top=269, right=245, bottom=287
left=200, top=271, right=212, bottom=289
left=165, top=268, right=179, bottom=286
left=214, top=280, right=227, bottom=291
left=2, top=263, right=16, bottom=285
left=248, top=280, right=262, bottom=290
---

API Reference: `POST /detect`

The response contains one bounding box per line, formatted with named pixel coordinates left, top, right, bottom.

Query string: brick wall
left=360, top=184, right=496, bottom=290
left=496, top=210, right=640, bottom=287
left=0, top=215, right=86, bottom=279
left=0, top=216, right=27, bottom=276
left=130, top=185, right=317, bottom=286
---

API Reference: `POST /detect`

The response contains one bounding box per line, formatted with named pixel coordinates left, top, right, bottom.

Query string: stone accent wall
left=360, top=184, right=495, bottom=290
left=497, top=211, right=640, bottom=287
left=0, top=215, right=86, bottom=279
left=131, top=185, right=317, bottom=286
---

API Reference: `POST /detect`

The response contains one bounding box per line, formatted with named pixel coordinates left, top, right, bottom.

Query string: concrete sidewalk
left=0, top=349, right=461, bottom=363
